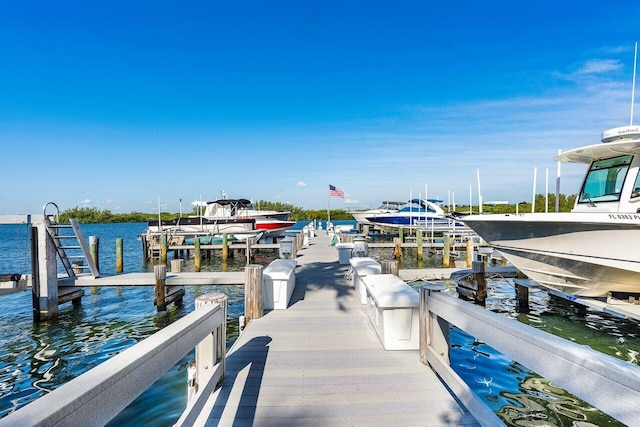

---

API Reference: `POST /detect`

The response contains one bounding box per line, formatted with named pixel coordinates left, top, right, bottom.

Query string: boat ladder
left=42, top=202, right=100, bottom=278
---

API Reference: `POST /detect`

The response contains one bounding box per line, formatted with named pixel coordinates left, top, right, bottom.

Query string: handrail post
left=194, top=293, right=228, bottom=395
left=419, top=282, right=449, bottom=365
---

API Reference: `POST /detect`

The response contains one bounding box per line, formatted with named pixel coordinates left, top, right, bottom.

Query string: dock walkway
left=193, top=232, right=479, bottom=426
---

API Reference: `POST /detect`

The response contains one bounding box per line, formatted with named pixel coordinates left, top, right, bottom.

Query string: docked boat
left=462, top=125, right=640, bottom=297
left=364, top=198, right=467, bottom=233
left=143, top=198, right=294, bottom=243
left=349, top=201, right=406, bottom=225
left=197, top=198, right=295, bottom=236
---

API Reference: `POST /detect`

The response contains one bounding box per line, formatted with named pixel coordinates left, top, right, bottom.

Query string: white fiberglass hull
left=462, top=212, right=640, bottom=297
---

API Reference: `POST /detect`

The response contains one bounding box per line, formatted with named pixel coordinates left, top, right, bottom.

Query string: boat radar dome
left=601, top=125, right=640, bottom=143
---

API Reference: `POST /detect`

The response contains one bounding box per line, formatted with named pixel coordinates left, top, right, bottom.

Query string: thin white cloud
left=576, top=59, right=622, bottom=75
left=80, top=199, right=92, bottom=205
left=320, top=69, right=633, bottom=206
left=297, top=181, right=307, bottom=187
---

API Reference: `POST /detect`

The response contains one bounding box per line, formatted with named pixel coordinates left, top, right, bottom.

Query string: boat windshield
left=578, top=155, right=632, bottom=203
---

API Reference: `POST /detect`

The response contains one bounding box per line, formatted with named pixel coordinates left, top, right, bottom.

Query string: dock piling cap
left=421, top=282, right=447, bottom=292
left=196, top=292, right=228, bottom=307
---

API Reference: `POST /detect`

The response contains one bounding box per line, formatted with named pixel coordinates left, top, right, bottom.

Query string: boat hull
left=146, top=216, right=256, bottom=236
left=463, top=213, right=640, bottom=296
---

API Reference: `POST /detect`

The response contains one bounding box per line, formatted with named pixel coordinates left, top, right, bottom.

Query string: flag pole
left=328, top=185, right=331, bottom=226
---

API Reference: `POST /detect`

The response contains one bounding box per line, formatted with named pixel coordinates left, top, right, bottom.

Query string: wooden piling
left=194, top=237, right=201, bottom=272
left=31, top=224, right=59, bottom=321
left=89, top=236, right=100, bottom=273
left=222, top=234, right=228, bottom=260
left=171, top=259, right=184, bottom=273
left=442, top=234, right=451, bottom=268
left=381, top=259, right=399, bottom=276
left=393, top=237, right=402, bottom=259
left=116, top=238, right=123, bottom=273
left=473, top=260, right=487, bottom=305
left=245, top=238, right=253, bottom=263
left=244, top=264, right=263, bottom=323
left=466, top=238, right=474, bottom=268
left=160, top=234, right=168, bottom=263
left=516, top=283, right=529, bottom=313
left=154, top=264, right=167, bottom=311
left=72, top=261, right=84, bottom=275
left=416, top=230, right=423, bottom=261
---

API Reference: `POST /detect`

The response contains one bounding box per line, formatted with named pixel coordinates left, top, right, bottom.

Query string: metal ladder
left=42, top=202, right=100, bottom=278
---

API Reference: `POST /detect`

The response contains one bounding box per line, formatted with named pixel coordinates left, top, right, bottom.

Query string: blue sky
left=2, top=1, right=640, bottom=214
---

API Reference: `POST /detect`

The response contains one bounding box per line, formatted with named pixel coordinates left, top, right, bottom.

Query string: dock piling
left=154, top=264, right=167, bottom=311
left=443, top=235, right=451, bottom=267
left=473, top=261, right=487, bottom=305
left=116, top=238, right=123, bottom=273
left=194, top=237, right=201, bottom=272
left=160, top=234, right=168, bottom=263
left=31, top=223, right=59, bottom=321
left=222, top=234, right=228, bottom=260
left=244, top=264, right=264, bottom=323
left=381, top=259, right=399, bottom=276
left=393, top=237, right=402, bottom=259
left=466, top=238, right=474, bottom=268
left=171, top=259, right=184, bottom=273
left=516, top=283, right=529, bottom=313
left=89, top=236, right=100, bottom=273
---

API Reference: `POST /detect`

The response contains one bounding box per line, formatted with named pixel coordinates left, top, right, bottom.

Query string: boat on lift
left=143, top=198, right=294, bottom=243
left=195, top=198, right=295, bottom=236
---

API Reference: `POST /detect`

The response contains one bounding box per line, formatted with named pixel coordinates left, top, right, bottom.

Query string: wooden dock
left=191, top=232, right=480, bottom=426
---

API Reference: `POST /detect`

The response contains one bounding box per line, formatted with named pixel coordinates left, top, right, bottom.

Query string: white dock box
left=362, top=274, right=420, bottom=350
left=349, top=257, right=381, bottom=304
left=335, top=243, right=354, bottom=264
left=262, top=259, right=297, bottom=310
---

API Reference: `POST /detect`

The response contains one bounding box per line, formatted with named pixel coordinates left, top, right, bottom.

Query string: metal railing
left=0, top=293, right=227, bottom=427
left=419, top=283, right=640, bottom=426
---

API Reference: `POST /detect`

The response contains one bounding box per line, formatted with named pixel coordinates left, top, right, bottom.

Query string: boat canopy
left=555, top=126, right=640, bottom=164
left=206, top=198, right=252, bottom=206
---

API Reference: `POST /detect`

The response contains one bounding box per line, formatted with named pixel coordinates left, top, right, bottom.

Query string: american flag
left=329, top=184, right=345, bottom=198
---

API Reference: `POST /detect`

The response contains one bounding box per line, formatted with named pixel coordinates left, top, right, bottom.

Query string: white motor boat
left=363, top=198, right=467, bottom=233
left=349, top=201, right=406, bottom=225
left=195, top=198, right=295, bottom=237
left=144, top=198, right=294, bottom=242
left=462, top=125, right=640, bottom=297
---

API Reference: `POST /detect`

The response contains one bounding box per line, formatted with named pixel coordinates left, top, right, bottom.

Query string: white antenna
left=476, top=169, right=483, bottom=214
left=632, top=41, right=638, bottom=126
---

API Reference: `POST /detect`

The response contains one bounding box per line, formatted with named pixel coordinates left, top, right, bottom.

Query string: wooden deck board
left=193, top=232, right=480, bottom=426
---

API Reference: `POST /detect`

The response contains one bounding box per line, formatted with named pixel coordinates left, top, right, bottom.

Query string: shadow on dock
left=289, top=260, right=354, bottom=312
left=207, top=336, right=272, bottom=424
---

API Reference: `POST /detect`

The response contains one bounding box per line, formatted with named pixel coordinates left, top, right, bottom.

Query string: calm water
left=0, top=222, right=637, bottom=425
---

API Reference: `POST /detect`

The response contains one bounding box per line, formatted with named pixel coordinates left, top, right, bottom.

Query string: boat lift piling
left=116, top=238, right=123, bottom=273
